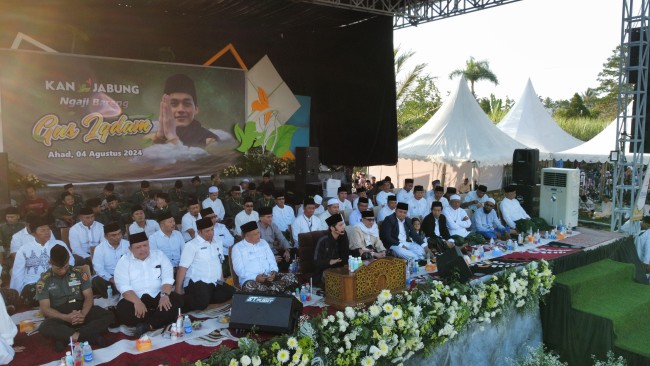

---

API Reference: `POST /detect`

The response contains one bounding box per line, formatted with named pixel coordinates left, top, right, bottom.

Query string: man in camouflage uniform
left=36, top=245, right=114, bottom=351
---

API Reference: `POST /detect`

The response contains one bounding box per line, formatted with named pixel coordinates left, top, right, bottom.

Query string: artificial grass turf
left=555, top=259, right=650, bottom=357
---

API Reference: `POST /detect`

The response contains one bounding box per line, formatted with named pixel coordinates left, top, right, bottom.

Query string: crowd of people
left=0, top=173, right=548, bottom=355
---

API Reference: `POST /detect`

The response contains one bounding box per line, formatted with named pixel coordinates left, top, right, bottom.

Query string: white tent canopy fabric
left=552, top=103, right=643, bottom=163
left=497, top=79, right=583, bottom=153
left=397, top=77, right=543, bottom=167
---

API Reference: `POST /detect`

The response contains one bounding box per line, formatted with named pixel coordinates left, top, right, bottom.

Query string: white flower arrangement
left=200, top=260, right=554, bottom=366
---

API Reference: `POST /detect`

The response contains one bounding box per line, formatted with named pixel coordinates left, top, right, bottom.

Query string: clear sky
left=393, top=0, right=622, bottom=102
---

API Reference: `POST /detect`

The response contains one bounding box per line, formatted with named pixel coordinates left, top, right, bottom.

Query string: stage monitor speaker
left=230, top=292, right=303, bottom=334
left=295, top=147, right=320, bottom=192
left=0, top=153, right=9, bottom=205
left=514, top=184, right=540, bottom=218
left=436, top=247, right=472, bottom=283
left=512, top=149, right=539, bottom=185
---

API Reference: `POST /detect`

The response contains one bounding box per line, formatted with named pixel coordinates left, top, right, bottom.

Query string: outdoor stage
left=9, top=227, right=638, bottom=366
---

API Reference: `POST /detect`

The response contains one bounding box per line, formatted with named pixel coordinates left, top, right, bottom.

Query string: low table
left=324, top=257, right=407, bottom=310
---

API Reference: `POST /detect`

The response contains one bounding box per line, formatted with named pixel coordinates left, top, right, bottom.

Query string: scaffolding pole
left=611, top=0, right=650, bottom=232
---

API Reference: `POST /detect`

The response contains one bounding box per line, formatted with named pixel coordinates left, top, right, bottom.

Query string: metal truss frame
left=301, top=0, right=521, bottom=29
left=611, top=0, right=650, bottom=232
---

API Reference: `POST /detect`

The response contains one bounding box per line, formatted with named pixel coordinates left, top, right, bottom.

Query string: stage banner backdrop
left=0, top=49, right=247, bottom=183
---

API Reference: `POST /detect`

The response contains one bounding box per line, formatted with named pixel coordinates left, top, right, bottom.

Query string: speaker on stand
left=512, top=149, right=539, bottom=186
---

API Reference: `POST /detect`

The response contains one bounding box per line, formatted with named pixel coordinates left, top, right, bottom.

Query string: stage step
left=556, top=259, right=650, bottom=358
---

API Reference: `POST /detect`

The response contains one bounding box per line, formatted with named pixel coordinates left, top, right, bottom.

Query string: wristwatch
left=160, top=292, right=169, bottom=297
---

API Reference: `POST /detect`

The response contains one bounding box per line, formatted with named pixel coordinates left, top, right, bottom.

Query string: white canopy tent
left=370, top=77, right=544, bottom=190
left=552, top=103, right=643, bottom=163
left=497, top=79, right=583, bottom=153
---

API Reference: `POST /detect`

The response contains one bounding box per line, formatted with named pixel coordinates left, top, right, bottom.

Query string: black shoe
left=93, top=335, right=108, bottom=348
left=134, top=323, right=151, bottom=338
left=107, top=306, right=119, bottom=328
left=54, top=340, right=66, bottom=352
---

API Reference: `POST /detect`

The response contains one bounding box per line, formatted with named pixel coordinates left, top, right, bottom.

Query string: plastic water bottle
left=83, top=341, right=93, bottom=362
left=107, top=286, right=113, bottom=299
left=349, top=257, right=354, bottom=272
left=171, top=324, right=178, bottom=340
left=176, top=309, right=183, bottom=336
left=558, top=220, right=563, bottom=232
left=183, top=315, right=192, bottom=335
left=73, top=342, right=83, bottom=366
left=478, top=245, right=484, bottom=260
left=300, top=285, right=307, bottom=302
left=506, top=239, right=513, bottom=251
left=65, top=351, right=73, bottom=366
left=405, top=263, right=411, bottom=286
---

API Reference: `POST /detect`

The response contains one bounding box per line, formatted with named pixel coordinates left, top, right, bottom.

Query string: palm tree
left=449, top=57, right=499, bottom=96
left=395, top=46, right=427, bottom=107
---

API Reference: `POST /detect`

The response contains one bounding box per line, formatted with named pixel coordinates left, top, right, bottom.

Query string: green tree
left=395, top=48, right=441, bottom=139
left=397, top=75, right=442, bottom=139
left=395, top=46, right=427, bottom=106
left=593, top=46, right=627, bottom=120
left=479, top=94, right=514, bottom=123
left=556, top=93, right=591, bottom=119
left=449, top=56, right=499, bottom=96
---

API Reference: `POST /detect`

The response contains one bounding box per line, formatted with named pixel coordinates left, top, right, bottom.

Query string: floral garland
left=193, top=260, right=554, bottom=366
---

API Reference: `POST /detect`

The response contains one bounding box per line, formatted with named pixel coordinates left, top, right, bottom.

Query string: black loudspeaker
left=0, top=153, right=9, bottom=205
left=512, top=149, right=539, bottom=185
left=436, top=247, right=472, bottom=283
left=295, top=147, right=320, bottom=192
left=514, top=184, right=540, bottom=218
left=230, top=292, right=303, bottom=334
left=628, top=27, right=648, bottom=82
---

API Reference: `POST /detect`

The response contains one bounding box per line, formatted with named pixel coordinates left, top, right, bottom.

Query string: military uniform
left=101, top=206, right=129, bottom=233
left=193, top=184, right=209, bottom=202
left=254, top=197, right=276, bottom=211
left=151, top=203, right=179, bottom=222
left=0, top=222, right=24, bottom=255
left=35, top=267, right=114, bottom=344
left=224, top=197, right=244, bottom=219
left=167, top=188, right=188, bottom=211
left=52, top=205, right=78, bottom=229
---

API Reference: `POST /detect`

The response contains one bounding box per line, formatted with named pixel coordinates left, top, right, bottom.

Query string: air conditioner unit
left=539, top=168, right=580, bottom=227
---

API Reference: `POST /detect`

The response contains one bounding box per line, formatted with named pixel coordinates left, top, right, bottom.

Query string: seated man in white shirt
left=471, top=198, right=511, bottom=241
left=318, top=198, right=340, bottom=222
left=462, top=185, right=490, bottom=212
left=500, top=185, right=549, bottom=234
left=443, top=195, right=485, bottom=245
left=348, top=197, right=370, bottom=226
left=458, top=177, right=471, bottom=194
left=408, top=185, right=429, bottom=220
left=272, top=192, right=295, bottom=237
left=202, top=186, right=225, bottom=222
left=352, top=187, right=374, bottom=209
left=181, top=198, right=201, bottom=242
left=375, top=180, right=393, bottom=206
left=396, top=178, right=414, bottom=203
left=91, top=222, right=129, bottom=298
left=10, top=213, right=56, bottom=258
left=175, top=218, right=234, bottom=311
left=336, top=187, right=353, bottom=212
left=114, top=232, right=183, bottom=338
left=292, top=198, right=325, bottom=244
left=231, top=221, right=299, bottom=294
left=148, top=211, right=185, bottom=268
left=425, top=179, right=441, bottom=202
left=593, top=195, right=612, bottom=219
left=128, top=205, right=160, bottom=238
left=297, top=194, right=324, bottom=217
left=11, top=216, right=73, bottom=307
left=69, top=207, right=104, bottom=267
left=200, top=207, right=235, bottom=277
left=427, top=186, right=449, bottom=210
left=234, top=198, right=259, bottom=236
left=349, top=210, right=386, bottom=259
left=377, top=194, right=397, bottom=223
